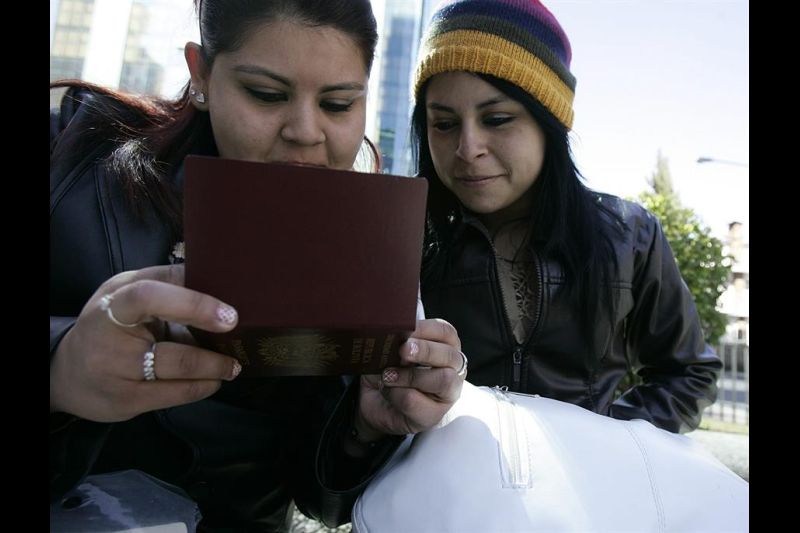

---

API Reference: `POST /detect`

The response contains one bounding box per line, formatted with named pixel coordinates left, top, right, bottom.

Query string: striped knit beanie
left=414, top=0, right=576, bottom=130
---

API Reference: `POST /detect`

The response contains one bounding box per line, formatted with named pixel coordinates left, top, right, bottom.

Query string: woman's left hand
left=356, top=318, right=466, bottom=439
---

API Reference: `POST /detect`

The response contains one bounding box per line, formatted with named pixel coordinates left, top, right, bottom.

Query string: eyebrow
left=233, top=64, right=365, bottom=93
left=428, top=96, right=508, bottom=113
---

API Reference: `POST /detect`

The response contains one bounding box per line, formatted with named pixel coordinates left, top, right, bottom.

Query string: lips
left=282, top=161, right=328, bottom=168
left=457, top=175, right=498, bottom=180
left=455, top=174, right=502, bottom=185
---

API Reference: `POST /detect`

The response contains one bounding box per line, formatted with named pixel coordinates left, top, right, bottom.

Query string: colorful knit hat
left=414, top=0, right=576, bottom=130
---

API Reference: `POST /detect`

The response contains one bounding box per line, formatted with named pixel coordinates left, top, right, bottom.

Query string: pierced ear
left=184, top=42, right=209, bottom=110
left=189, top=88, right=206, bottom=104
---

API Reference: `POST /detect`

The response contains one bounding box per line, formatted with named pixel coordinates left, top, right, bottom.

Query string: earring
left=190, top=88, right=206, bottom=104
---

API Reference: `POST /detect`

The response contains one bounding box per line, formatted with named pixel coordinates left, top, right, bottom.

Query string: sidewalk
left=686, top=428, right=749, bottom=481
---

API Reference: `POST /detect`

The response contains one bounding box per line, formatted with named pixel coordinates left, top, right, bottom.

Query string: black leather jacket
left=50, top=88, right=400, bottom=531
left=421, top=198, right=722, bottom=434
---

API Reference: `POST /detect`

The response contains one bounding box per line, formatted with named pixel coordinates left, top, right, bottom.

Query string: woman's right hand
left=49, top=264, right=242, bottom=423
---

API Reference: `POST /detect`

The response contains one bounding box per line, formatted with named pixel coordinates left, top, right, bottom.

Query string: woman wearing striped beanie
left=412, top=0, right=722, bottom=433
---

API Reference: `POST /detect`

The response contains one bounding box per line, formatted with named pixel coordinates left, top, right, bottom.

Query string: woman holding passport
left=50, top=1, right=465, bottom=531
left=411, top=0, right=721, bottom=434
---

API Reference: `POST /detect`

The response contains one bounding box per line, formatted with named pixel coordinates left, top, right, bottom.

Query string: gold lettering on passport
left=231, top=339, right=249, bottom=366
left=351, top=337, right=364, bottom=364
left=382, top=334, right=395, bottom=356
left=257, top=335, right=340, bottom=369
left=379, top=334, right=396, bottom=367
left=363, top=338, right=376, bottom=364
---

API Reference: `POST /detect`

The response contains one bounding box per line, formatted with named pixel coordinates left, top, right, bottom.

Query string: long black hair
left=50, top=0, right=379, bottom=238
left=412, top=73, right=625, bottom=350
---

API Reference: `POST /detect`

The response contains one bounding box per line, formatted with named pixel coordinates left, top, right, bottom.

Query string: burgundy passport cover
left=183, top=155, right=428, bottom=377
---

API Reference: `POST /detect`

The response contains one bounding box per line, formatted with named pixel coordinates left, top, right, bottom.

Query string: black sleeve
left=50, top=86, right=88, bottom=153
left=50, top=419, right=113, bottom=503
left=50, top=316, right=114, bottom=503
left=50, top=316, right=76, bottom=357
left=50, top=88, right=115, bottom=502
left=292, top=379, right=404, bottom=527
left=609, top=214, right=723, bottom=433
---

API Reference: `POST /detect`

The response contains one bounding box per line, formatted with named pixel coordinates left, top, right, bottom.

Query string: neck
left=491, top=216, right=531, bottom=260
left=479, top=191, right=534, bottom=235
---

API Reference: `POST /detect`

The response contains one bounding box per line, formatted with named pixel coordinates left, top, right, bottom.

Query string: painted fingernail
left=230, top=361, right=242, bottom=379
left=382, top=368, right=399, bottom=384
left=217, top=305, right=237, bottom=325
left=407, top=341, right=419, bottom=360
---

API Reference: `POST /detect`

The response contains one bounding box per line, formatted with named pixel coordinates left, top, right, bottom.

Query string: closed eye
left=246, top=88, right=286, bottom=103
left=321, top=101, right=353, bottom=113
left=431, top=119, right=458, bottom=132
left=484, top=115, right=514, bottom=127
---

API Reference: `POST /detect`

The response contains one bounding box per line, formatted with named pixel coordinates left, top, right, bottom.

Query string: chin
left=462, top=200, right=500, bottom=215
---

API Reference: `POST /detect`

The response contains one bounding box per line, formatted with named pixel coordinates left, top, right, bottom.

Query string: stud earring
left=190, top=88, right=206, bottom=104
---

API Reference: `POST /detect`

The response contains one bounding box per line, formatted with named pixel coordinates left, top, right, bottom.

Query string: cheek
left=511, top=130, right=545, bottom=180
left=216, top=122, right=259, bottom=158
left=209, top=111, right=239, bottom=157
left=427, top=136, right=449, bottom=170
left=530, top=148, right=546, bottom=179
left=224, top=116, right=282, bottom=159
left=210, top=104, right=252, bottom=154
left=517, top=147, right=544, bottom=176
left=332, top=120, right=367, bottom=168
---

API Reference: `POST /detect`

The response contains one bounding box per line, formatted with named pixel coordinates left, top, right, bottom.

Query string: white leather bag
left=353, top=382, right=748, bottom=532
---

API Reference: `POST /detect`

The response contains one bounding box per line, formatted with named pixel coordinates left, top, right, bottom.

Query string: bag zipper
left=491, top=386, right=533, bottom=488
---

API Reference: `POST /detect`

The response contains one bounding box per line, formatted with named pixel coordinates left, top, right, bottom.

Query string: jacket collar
left=449, top=203, right=545, bottom=245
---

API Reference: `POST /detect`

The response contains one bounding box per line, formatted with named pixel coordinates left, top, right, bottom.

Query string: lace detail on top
left=169, top=241, right=185, bottom=264
left=495, top=252, right=536, bottom=344
left=492, top=219, right=536, bottom=344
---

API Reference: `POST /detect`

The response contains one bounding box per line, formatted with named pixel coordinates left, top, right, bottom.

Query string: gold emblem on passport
left=256, top=335, right=341, bottom=369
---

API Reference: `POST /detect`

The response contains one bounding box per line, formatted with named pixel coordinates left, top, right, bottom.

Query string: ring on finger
left=99, top=293, right=146, bottom=328
left=456, top=351, right=468, bottom=378
left=143, top=343, right=157, bottom=381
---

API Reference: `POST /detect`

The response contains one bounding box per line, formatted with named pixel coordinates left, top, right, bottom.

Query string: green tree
left=615, top=153, right=732, bottom=397
left=648, top=149, right=675, bottom=196
left=635, top=152, right=732, bottom=345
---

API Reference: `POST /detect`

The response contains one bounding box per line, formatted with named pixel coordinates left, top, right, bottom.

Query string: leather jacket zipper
left=464, top=218, right=544, bottom=392
left=512, top=348, right=522, bottom=389
left=512, top=248, right=544, bottom=390
left=483, top=232, right=527, bottom=390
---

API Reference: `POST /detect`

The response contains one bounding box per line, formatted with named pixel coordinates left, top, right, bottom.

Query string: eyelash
left=321, top=102, right=353, bottom=113
left=432, top=120, right=456, bottom=132
left=431, top=115, right=514, bottom=132
left=247, top=89, right=286, bottom=103
left=484, top=116, right=514, bottom=127
left=246, top=89, right=353, bottom=113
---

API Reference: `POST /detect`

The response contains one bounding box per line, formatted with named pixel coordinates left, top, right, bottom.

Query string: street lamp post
left=696, top=157, right=749, bottom=168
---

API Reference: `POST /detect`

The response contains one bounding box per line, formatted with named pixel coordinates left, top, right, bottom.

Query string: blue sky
left=545, top=0, right=749, bottom=240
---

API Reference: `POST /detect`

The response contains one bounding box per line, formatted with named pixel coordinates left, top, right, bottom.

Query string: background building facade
left=50, top=0, right=198, bottom=108
left=718, top=221, right=749, bottom=345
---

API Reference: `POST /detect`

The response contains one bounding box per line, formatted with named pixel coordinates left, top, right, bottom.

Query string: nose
left=455, top=123, right=487, bottom=162
left=280, top=102, right=325, bottom=146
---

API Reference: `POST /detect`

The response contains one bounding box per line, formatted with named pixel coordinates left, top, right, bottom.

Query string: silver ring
left=99, top=294, right=144, bottom=328
left=456, top=351, right=468, bottom=378
left=143, top=343, right=157, bottom=381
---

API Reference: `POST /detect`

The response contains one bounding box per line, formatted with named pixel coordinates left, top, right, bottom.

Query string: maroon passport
left=183, top=155, right=428, bottom=377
